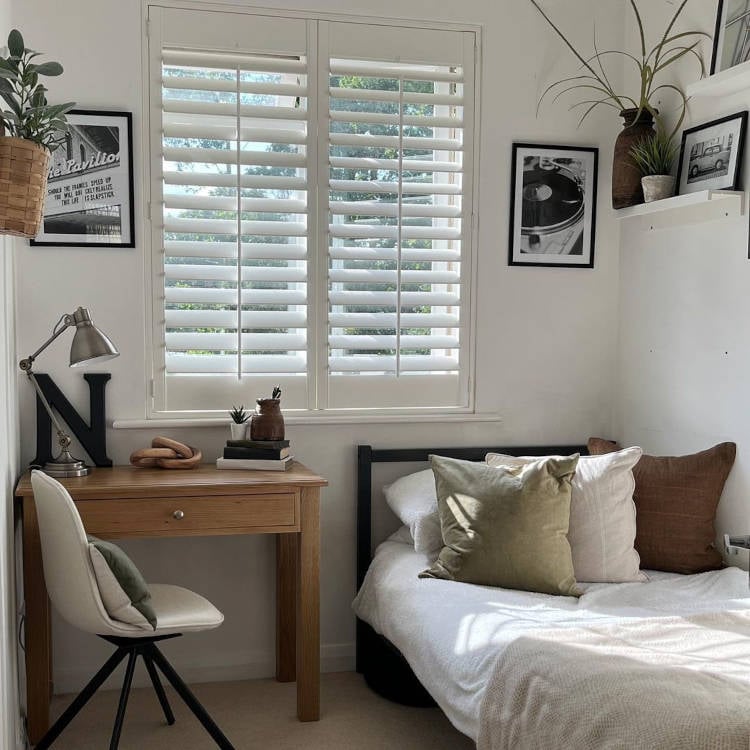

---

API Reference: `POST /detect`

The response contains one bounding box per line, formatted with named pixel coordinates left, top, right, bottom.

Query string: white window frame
left=142, top=0, right=481, bottom=421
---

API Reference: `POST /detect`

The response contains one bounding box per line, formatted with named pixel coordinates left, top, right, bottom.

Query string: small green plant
left=530, top=0, right=708, bottom=138
left=630, top=126, right=679, bottom=176
left=0, top=29, right=75, bottom=151
left=271, top=386, right=281, bottom=400
left=229, top=405, right=249, bottom=424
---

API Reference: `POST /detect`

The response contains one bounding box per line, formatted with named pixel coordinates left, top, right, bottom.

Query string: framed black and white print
left=31, top=110, right=135, bottom=247
left=676, top=112, right=747, bottom=195
left=711, top=0, right=750, bottom=75
left=508, top=143, right=598, bottom=268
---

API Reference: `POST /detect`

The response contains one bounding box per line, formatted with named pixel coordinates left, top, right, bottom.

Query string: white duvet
left=352, top=534, right=750, bottom=743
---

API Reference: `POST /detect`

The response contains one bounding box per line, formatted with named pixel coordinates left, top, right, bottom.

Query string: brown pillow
left=587, top=438, right=736, bottom=574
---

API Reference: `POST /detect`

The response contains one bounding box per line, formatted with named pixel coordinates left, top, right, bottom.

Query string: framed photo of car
left=676, top=112, right=748, bottom=196
left=508, top=143, right=598, bottom=268
left=711, top=0, right=750, bottom=75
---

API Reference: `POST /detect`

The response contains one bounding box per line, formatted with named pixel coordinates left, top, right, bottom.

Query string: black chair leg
left=34, top=647, right=129, bottom=750
left=143, top=651, right=175, bottom=725
left=109, top=650, right=137, bottom=750
left=146, top=644, right=236, bottom=750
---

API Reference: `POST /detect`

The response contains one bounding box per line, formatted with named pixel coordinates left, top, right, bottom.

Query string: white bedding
left=352, top=533, right=750, bottom=743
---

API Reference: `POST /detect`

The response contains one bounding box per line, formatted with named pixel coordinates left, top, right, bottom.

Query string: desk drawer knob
left=172, top=510, right=185, bottom=520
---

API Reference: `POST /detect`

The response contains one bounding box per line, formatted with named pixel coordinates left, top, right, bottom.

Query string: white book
left=216, top=456, right=294, bottom=471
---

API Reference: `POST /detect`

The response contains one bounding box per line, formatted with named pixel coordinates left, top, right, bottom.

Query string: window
left=147, top=7, right=478, bottom=416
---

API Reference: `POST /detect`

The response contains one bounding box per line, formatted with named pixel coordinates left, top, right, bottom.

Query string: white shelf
left=686, top=61, right=750, bottom=99
left=616, top=190, right=745, bottom=230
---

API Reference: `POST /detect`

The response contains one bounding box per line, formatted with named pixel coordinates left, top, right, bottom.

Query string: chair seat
left=95, top=584, right=224, bottom=638
left=148, top=584, right=224, bottom=634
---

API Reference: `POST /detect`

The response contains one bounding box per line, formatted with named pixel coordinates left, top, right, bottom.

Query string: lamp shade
left=68, top=307, right=119, bottom=367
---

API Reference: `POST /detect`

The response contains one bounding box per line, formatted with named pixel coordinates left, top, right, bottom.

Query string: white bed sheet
left=352, top=533, right=750, bottom=742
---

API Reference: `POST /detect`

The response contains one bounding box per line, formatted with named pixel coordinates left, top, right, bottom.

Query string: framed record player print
left=509, top=143, right=598, bottom=268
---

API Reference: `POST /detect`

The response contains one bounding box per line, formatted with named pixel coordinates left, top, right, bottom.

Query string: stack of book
left=216, top=439, right=293, bottom=471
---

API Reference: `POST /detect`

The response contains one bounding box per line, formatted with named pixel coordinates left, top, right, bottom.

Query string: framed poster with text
left=31, top=110, right=134, bottom=247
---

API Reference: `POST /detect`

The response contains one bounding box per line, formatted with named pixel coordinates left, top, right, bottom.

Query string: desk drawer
left=78, top=493, right=298, bottom=537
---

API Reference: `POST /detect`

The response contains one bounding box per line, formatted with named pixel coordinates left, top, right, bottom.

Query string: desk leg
left=297, top=486, right=320, bottom=721
left=22, top=496, right=52, bottom=744
left=276, top=533, right=297, bottom=682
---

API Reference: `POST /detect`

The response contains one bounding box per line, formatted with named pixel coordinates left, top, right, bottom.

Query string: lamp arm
left=25, top=370, right=70, bottom=448
left=18, top=312, right=75, bottom=372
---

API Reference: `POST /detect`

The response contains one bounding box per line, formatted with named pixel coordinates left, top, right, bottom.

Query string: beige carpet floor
left=47, top=671, right=476, bottom=749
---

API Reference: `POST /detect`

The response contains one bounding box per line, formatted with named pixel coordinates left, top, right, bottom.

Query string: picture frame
left=31, top=109, right=135, bottom=248
left=711, top=0, right=750, bottom=75
left=508, top=143, right=598, bottom=268
left=676, top=111, right=748, bottom=196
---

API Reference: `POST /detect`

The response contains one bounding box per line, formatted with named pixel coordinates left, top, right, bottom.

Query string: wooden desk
left=15, top=463, right=327, bottom=745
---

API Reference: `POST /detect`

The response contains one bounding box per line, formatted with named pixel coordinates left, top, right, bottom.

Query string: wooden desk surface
left=15, top=462, right=328, bottom=499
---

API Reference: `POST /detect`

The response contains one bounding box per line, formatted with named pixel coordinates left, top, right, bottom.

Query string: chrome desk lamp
left=19, top=307, right=119, bottom=477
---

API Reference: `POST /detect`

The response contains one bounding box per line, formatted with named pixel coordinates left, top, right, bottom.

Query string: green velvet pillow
left=87, top=535, right=157, bottom=630
left=419, top=454, right=581, bottom=597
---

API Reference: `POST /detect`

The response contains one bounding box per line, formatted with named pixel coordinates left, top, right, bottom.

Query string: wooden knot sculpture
left=129, top=437, right=202, bottom=470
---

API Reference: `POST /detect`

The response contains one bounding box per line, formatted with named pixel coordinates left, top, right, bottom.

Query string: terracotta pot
left=250, top=399, right=285, bottom=441
left=612, top=108, right=655, bottom=210
left=641, top=175, right=676, bottom=203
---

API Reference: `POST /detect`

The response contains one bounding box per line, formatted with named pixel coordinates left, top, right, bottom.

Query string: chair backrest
left=30, top=470, right=118, bottom=635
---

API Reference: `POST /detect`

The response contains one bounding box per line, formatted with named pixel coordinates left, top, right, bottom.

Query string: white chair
left=29, top=470, right=236, bottom=750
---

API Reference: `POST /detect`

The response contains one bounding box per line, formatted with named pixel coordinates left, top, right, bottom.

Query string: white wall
left=617, top=2, right=749, bottom=567
left=12, top=0, right=625, bottom=692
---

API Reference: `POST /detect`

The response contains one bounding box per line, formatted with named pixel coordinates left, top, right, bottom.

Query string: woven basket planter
left=0, top=136, right=50, bottom=238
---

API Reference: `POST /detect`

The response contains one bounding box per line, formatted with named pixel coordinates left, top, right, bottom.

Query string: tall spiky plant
left=530, top=0, right=708, bottom=138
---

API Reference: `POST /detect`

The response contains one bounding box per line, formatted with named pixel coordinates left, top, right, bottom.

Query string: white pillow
left=383, top=469, right=442, bottom=555
left=486, top=448, right=646, bottom=583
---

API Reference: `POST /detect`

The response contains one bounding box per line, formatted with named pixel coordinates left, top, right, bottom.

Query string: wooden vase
left=612, top=108, right=655, bottom=210
left=250, top=399, right=285, bottom=441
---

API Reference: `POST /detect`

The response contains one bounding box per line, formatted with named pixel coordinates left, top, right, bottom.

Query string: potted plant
left=229, top=405, right=249, bottom=440
left=250, top=386, right=285, bottom=441
left=529, top=0, right=707, bottom=209
left=630, top=124, right=679, bottom=202
left=0, top=29, right=74, bottom=237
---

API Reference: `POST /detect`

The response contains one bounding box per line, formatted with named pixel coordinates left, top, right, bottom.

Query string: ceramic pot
left=230, top=422, right=247, bottom=440
left=641, top=175, right=676, bottom=203
left=250, top=399, right=285, bottom=441
left=613, top=108, right=655, bottom=209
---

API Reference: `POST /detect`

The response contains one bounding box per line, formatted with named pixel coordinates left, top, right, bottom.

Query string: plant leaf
left=629, top=0, right=647, bottom=59
left=528, top=0, right=624, bottom=108
left=7, top=29, right=24, bottom=58
left=35, top=61, right=63, bottom=76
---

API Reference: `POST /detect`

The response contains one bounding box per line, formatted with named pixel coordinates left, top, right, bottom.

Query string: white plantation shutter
left=149, top=6, right=312, bottom=411
left=326, top=50, right=473, bottom=409
left=148, top=7, right=477, bottom=415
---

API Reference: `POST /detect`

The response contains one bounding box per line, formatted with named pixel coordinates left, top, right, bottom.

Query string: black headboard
left=356, top=443, right=589, bottom=590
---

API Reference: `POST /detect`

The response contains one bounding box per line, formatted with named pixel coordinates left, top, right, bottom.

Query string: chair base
left=34, top=633, right=235, bottom=750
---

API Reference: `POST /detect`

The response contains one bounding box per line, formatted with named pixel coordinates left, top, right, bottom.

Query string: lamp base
left=41, top=449, right=91, bottom=478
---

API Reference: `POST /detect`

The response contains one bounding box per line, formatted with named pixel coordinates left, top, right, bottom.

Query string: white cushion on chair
left=147, top=584, right=224, bottom=633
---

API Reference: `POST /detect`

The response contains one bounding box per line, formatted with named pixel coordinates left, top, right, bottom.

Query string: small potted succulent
left=229, top=405, right=249, bottom=440
left=629, top=125, right=679, bottom=203
left=0, top=29, right=75, bottom=237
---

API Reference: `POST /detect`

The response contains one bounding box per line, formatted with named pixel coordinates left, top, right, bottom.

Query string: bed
left=353, top=444, right=750, bottom=749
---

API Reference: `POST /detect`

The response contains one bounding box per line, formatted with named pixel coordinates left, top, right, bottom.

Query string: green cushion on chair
left=87, top=535, right=157, bottom=630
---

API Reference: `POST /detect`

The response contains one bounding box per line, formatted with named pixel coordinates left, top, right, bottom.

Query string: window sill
left=113, top=412, right=501, bottom=429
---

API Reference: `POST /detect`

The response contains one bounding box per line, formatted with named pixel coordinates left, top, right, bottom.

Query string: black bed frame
left=355, top=443, right=589, bottom=706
